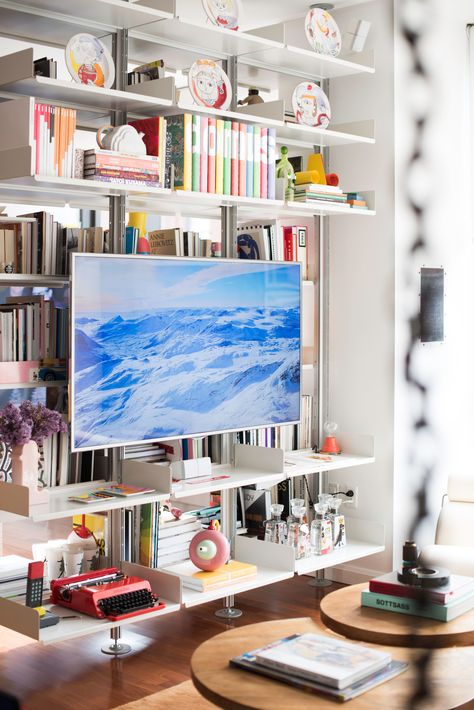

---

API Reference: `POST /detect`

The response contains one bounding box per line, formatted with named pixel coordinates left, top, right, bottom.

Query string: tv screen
left=71, top=254, right=301, bottom=451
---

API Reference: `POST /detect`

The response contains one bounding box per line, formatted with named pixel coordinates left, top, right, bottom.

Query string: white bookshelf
left=0, top=381, right=67, bottom=391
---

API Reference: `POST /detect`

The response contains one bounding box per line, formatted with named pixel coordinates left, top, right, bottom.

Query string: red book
left=208, top=117, right=216, bottom=193
left=282, top=226, right=296, bottom=261
left=34, top=103, right=39, bottom=174
left=128, top=117, right=161, bottom=157
left=231, top=122, right=239, bottom=196
left=369, top=571, right=474, bottom=605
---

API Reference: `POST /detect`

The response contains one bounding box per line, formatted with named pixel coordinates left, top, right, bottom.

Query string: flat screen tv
left=71, top=254, right=301, bottom=451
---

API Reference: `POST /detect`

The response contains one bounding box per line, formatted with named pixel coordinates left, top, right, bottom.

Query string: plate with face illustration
left=201, top=0, right=241, bottom=31
left=66, top=33, right=115, bottom=89
left=188, top=59, right=232, bottom=111
left=305, top=7, right=342, bottom=57
left=292, top=82, right=331, bottom=128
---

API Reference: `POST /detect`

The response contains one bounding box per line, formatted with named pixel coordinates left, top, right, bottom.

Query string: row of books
left=362, top=569, right=474, bottom=621
left=130, top=114, right=277, bottom=199
left=83, top=148, right=164, bottom=189
left=124, top=227, right=221, bottom=258
left=236, top=222, right=308, bottom=278
left=0, top=213, right=109, bottom=276
left=34, top=103, right=76, bottom=178
left=127, top=59, right=165, bottom=85
left=294, top=183, right=368, bottom=210
left=0, top=295, right=67, bottom=362
left=235, top=396, right=313, bottom=452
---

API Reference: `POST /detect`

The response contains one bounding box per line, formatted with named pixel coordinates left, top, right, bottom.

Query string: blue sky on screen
left=74, top=256, right=300, bottom=313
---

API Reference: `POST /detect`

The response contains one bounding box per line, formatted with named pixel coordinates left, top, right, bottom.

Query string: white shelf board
left=0, top=274, right=68, bottom=287
left=0, top=76, right=173, bottom=113
left=294, top=540, right=385, bottom=575
left=39, top=597, right=180, bottom=644
left=0, top=381, right=67, bottom=390
left=239, top=46, right=374, bottom=81
left=277, top=121, right=375, bottom=149
left=282, top=201, right=376, bottom=218
left=283, top=449, right=375, bottom=478
left=0, top=0, right=173, bottom=32
left=166, top=101, right=282, bottom=128
left=179, top=566, right=294, bottom=608
left=0, top=479, right=170, bottom=522
left=131, top=18, right=284, bottom=62
left=171, top=464, right=284, bottom=500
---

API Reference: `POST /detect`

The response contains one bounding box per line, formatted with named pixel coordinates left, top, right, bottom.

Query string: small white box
left=170, top=457, right=212, bottom=480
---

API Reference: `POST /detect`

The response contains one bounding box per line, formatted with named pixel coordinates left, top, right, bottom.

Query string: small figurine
left=238, top=88, right=264, bottom=106
left=189, top=528, right=230, bottom=571
left=275, top=146, right=296, bottom=201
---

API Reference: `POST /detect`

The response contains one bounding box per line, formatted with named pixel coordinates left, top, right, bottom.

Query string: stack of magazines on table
left=230, top=633, right=408, bottom=702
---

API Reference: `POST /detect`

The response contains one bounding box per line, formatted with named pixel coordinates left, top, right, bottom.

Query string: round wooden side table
left=190, top=617, right=474, bottom=709
left=320, top=582, right=474, bottom=648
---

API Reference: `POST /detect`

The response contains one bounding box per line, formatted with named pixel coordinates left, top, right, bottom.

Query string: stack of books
left=83, top=149, right=163, bottom=188
left=235, top=222, right=308, bottom=278
left=362, top=571, right=474, bottom=621
left=130, top=114, right=276, bottom=198
left=157, top=514, right=202, bottom=568
left=293, top=182, right=350, bottom=208
left=346, top=192, right=369, bottom=209
left=0, top=555, right=32, bottom=600
left=164, top=558, right=257, bottom=591
left=34, top=104, right=76, bottom=178
left=230, top=632, right=408, bottom=701
left=127, top=59, right=165, bottom=85
left=125, top=227, right=221, bottom=258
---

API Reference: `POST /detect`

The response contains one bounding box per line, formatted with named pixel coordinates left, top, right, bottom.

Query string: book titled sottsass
left=369, top=570, right=474, bottom=605
left=361, top=587, right=474, bottom=621
left=230, top=633, right=408, bottom=701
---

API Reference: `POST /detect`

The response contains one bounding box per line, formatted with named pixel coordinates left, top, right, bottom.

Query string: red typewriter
left=50, top=567, right=166, bottom=621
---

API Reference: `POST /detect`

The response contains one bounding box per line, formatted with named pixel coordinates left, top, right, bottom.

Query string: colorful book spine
left=192, top=114, right=201, bottom=192
left=267, top=127, right=276, bottom=200
left=260, top=127, right=268, bottom=199
left=253, top=125, right=261, bottom=199
left=215, top=119, right=224, bottom=195
left=231, top=122, right=239, bottom=197
left=246, top=124, right=253, bottom=198
left=223, top=120, right=232, bottom=196
left=238, top=123, right=247, bottom=197
left=200, top=116, right=208, bottom=193
left=183, top=113, right=192, bottom=191
left=208, top=117, right=216, bottom=194
left=361, top=589, right=474, bottom=622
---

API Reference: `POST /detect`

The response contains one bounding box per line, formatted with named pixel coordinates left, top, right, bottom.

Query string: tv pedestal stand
left=215, top=594, right=242, bottom=619
left=101, top=626, right=132, bottom=656
left=308, top=569, right=333, bottom=588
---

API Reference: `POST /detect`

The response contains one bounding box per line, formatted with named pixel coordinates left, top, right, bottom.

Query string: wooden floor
left=0, top=520, right=342, bottom=710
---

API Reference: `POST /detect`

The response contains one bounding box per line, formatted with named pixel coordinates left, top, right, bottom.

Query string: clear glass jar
left=287, top=504, right=310, bottom=559
left=310, top=503, right=333, bottom=555
left=286, top=498, right=305, bottom=526
left=264, top=503, right=287, bottom=544
left=328, top=496, right=346, bottom=548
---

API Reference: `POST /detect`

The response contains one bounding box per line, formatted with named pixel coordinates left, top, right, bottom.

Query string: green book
left=361, top=588, right=474, bottom=622
left=165, top=114, right=185, bottom=189
left=192, top=114, right=200, bottom=192
left=223, top=120, right=231, bottom=195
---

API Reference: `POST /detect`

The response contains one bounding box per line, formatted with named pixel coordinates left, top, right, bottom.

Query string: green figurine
left=276, top=145, right=295, bottom=201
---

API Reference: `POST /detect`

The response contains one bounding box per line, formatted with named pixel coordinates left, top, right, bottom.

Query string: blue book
left=124, top=226, right=137, bottom=254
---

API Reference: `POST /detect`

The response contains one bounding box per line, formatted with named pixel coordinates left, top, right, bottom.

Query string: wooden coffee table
left=320, top=582, right=474, bottom=648
left=190, top=617, right=474, bottom=709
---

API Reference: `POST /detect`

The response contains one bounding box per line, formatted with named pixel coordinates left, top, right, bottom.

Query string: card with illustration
left=66, top=33, right=115, bottom=89
left=202, top=0, right=241, bottom=31
left=188, top=59, right=232, bottom=110
left=292, top=82, right=331, bottom=128
left=305, top=8, right=342, bottom=57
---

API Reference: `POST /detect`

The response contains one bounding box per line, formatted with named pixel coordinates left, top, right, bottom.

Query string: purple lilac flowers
left=0, top=402, right=67, bottom=446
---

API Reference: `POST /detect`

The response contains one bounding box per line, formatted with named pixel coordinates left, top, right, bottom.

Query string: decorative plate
left=292, top=82, right=331, bottom=128
left=65, top=33, right=115, bottom=89
left=305, top=8, right=342, bottom=57
left=201, top=0, right=241, bottom=31
left=188, top=59, right=232, bottom=110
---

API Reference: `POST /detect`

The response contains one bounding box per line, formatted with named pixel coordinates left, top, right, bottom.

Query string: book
left=148, top=228, right=181, bottom=256
left=246, top=124, right=254, bottom=198
left=223, top=120, right=232, bottom=195
left=165, top=559, right=257, bottom=590
left=208, top=117, right=216, bottom=193
left=98, top=484, right=155, bottom=497
left=361, top=588, right=474, bottom=621
left=230, top=653, right=408, bottom=702
left=236, top=224, right=270, bottom=260
left=369, top=570, right=474, bottom=605
left=250, top=633, right=392, bottom=690
left=192, top=114, right=201, bottom=192
left=231, top=122, right=239, bottom=196
left=215, top=119, right=224, bottom=194
left=200, top=116, right=208, bottom=193
left=253, top=124, right=261, bottom=198
left=238, top=122, right=246, bottom=197
left=260, top=127, right=268, bottom=199
left=267, top=127, right=276, bottom=200
left=67, top=491, right=116, bottom=504
left=159, top=519, right=202, bottom=539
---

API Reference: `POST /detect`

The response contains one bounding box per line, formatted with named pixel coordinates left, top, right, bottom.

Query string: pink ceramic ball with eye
left=189, top=529, right=230, bottom=571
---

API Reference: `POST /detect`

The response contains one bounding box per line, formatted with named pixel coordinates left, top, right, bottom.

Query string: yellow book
left=215, top=119, right=224, bottom=195
left=168, top=559, right=257, bottom=590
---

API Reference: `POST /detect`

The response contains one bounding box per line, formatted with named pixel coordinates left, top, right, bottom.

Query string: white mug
left=62, top=544, right=84, bottom=577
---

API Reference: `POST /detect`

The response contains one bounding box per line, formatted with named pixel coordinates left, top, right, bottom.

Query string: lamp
left=320, top=421, right=341, bottom=455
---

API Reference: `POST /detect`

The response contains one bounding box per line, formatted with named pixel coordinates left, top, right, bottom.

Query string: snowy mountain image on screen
left=72, top=256, right=301, bottom=449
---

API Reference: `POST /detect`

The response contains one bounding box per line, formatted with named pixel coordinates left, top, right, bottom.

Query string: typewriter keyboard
left=98, top=588, right=158, bottom=619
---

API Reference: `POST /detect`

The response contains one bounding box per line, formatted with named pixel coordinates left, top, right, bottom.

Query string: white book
left=159, top=519, right=201, bottom=539
left=253, top=633, right=392, bottom=690
left=0, top=556, right=32, bottom=581
left=158, top=549, right=191, bottom=567
left=157, top=529, right=200, bottom=551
